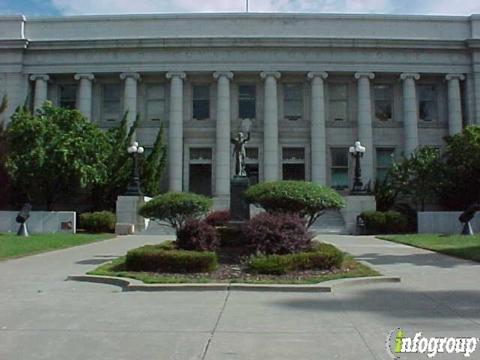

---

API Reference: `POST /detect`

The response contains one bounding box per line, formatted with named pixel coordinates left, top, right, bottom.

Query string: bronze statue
left=231, top=131, right=250, bottom=177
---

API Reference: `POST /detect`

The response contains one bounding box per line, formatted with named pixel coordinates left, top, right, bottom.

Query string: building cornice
left=0, top=39, right=28, bottom=49
left=22, top=37, right=470, bottom=51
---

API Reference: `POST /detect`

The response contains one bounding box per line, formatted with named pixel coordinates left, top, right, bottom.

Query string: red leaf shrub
left=241, top=212, right=313, bottom=255
left=204, top=210, right=230, bottom=227
left=177, top=219, right=219, bottom=251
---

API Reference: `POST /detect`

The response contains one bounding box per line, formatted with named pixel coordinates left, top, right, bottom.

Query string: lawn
left=0, top=233, right=115, bottom=260
left=378, top=234, right=480, bottom=262
left=88, top=254, right=380, bottom=285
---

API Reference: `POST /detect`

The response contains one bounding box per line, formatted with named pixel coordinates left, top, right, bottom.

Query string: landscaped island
left=89, top=181, right=379, bottom=285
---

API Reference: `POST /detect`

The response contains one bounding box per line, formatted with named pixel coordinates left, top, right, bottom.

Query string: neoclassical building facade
left=1, top=13, right=480, bottom=204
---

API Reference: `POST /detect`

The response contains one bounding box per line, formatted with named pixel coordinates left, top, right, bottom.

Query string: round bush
left=241, top=212, right=313, bottom=255
left=125, top=244, right=217, bottom=273
left=244, top=181, right=344, bottom=228
left=247, top=243, right=344, bottom=275
left=204, top=210, right=230, bottom=227
left=139, top=192, right=212, bottom=231
left=79, top=211, right=115, bottom=233
left=177, top=219, right=219, bottom=251
left=360, top=210, right=408, bottom=234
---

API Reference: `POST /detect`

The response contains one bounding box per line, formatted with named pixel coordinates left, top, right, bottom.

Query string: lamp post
left=125, top=141, right=144, bottom=196
left=349, top=140, right=366, bottom=194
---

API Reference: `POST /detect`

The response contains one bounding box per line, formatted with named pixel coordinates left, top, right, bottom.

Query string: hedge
left=79, top=211, right=116, bottom=233
left=125, top=244, right=217, bottom=273
left=360, top=210, right=409, bottom=234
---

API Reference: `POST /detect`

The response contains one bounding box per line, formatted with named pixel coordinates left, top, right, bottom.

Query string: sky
left=1, top=0, right=480, bottom=17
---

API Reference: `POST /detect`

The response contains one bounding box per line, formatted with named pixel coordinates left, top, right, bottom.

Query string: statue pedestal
left=230, top=176, right=250, bottom=223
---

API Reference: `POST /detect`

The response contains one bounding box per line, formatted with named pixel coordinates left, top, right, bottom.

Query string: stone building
left=1, top=13, right=479, bottom=211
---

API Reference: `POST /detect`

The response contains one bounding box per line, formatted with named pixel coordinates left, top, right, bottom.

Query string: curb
left=67, top=275, right=400, bottom=292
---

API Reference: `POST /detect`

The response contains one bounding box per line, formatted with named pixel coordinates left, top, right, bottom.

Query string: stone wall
left=0, top=211, right=76, bottom=233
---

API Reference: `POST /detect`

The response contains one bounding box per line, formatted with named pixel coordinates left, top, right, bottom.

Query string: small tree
left=5, top=102, right=110, bottom=210
left=244, top=181, right=344, bottom=228
left=141, top=123, right=167, bottom=196
left=388, top=146, right=443, bottom=211
left=441, top=125, right=480, bottom=210
left=139, top=192, right=212, bottom=234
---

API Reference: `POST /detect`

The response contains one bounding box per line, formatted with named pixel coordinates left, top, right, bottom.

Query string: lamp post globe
left=350, top=140, right=366, bottom=195
left=125, top=141, right=144, bottom=196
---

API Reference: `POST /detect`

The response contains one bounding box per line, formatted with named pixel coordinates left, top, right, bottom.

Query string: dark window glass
left=374, top=85, right=393, bottom=121
left=329, top=84, right=348, bottom=121
left=59, top=84, right=76, bottom=109
left=284, top=84, right=303, bottom=120
left=418, top=85, right=438, bottom=121
left=102, top=84, right=121, bottom=122
left=146, top=83, right=165, bottom=122
left=331, top=148, right=348, bottom=189
left=376, top=148, right=395, bottom=182
left=239, top=85, right=256, bottom=119
left=193, top=85, right=210, bottom=120
left=246, top=163, right=259, bottom=185
left=282, top=164, right=305, bottom=181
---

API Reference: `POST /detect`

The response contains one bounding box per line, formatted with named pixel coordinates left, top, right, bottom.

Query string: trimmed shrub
left=217, top=226, right=243, bottom=248
left=241, top=212, right=313, bottom=255
left=79, top=211, right=115, bottom=233
left=139, top=192, right=212, bottom=231
left=360, top=210, right=409, bottom=234
left=244, top=181, right=344, bottom=228
left=125, top=244, right=217, bottom=273
left=247, top=243, right=344, bottom=275
left=177, top=219, right=219, bottom=251
left=204, top=210, right=230, bottom=227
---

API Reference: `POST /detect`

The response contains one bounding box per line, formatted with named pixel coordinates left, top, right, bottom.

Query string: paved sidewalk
left=0, top=234, right=479, bottom=359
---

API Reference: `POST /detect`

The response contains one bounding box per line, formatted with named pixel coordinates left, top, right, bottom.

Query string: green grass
left=88, top=254, right=380, bottom=285
left=378, top=234, right=480, bottom=262
left=0, top=233, right=115, bottom=260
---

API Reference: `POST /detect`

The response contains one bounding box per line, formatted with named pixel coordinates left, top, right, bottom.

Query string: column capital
left=120, top=72, right=141, bottom=81
left=260, top=71, right=281, bottom=80
left=445, top=73, right=465, bottom=81
left=166, top=71, right=186, bottom=80
left=354, top=72, right=375, bottom=80
left=213, top=71, right=234, bottom=80
left=29, top=74, right=49, bottom=82
left=307, top=72, right=328, bottom=80
left=400, top=73, right=420, bottom=81
left=74, top=73, right=95, bottom=81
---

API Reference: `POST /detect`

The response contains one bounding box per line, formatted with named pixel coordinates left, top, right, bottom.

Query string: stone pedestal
left=340, top=195, right=376, bottom=234
left=230, top=176, right=250, bottom=222
left=115, top=195, right=151, bottom=235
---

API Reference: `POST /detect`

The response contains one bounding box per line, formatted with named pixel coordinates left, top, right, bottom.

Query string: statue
left=16, top=203, right=32, bottom=237
left=231, top=131, right=250, bottom=177
left=459, top=204, right=480, bottom=235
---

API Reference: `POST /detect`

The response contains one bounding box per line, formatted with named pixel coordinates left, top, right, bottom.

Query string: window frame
left=238, top=84, right=256, bottom=119
left=330, top=147, right=350, bottom=190
left=58, top=83, right=77, bottom=110
left=417, top=84, right=439, bottom=122
left=329, top=83, right=349, bottom=122
left=101, top=82, right=123, bottom=124
left=283, top=83, right=304, bottom=120
left=192, top=84, right=210, bottom=121
left=144, top=82, right=166, bottom=123
left=373, top=84, right=394, bottom=122
left=375, top=147, right=395, bottom=182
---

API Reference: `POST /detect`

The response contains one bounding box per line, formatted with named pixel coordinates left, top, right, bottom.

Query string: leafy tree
left=91, top=113, right=167, bottom=210
left=388, top=146, right=443, bottom=211
left=440, top=125, right=480, bottom=210
left=5, top=102, right=110, bottom=210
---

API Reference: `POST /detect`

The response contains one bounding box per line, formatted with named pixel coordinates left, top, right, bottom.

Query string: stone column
left=213, top=71, right=233, bottom=197
left=260, top=71, right=281, bottom=181
left=400, top=73, right=420, bottom=156
left=465, top=73, right=476, bottom=125
left=74, top=73, right=94, bottom=120
left=120, top=72, right=140, bottom=130
left=307, top=72, right=328, bottom=185
left=354, top=72, right=375, bottom=186
left=445, top=74, right=465, bottom=135
left=475, top=70, right=480, bottom=124
left=30, top=74, right=49, bottom=111
left=166, top=72, right=186, bottom=192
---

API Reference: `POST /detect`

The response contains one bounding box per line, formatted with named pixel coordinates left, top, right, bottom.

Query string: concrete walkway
left=0, top=234, right=479, bottom=359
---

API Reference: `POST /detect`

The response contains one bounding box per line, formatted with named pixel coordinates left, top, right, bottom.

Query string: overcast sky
left=1, top=0, right=480, bottom=17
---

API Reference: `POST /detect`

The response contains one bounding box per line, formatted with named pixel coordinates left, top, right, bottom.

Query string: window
left=376, top=148, right=395, bottom=182
left=284, top=83, right=303, bottom=120
left=102, top=84, right=122, bottom=122
left=374, top=84, right=393, bottom=121
left=331, top=148, right=349, bottom=189
left=192, top=85, right=210, bottom=120
left=329, top=84, right=348, bottom=121
left=282, top=147, right=305, bottom=181
left=418, top=85, right=438, bottom=121
left=59, top=84, right=76, bottom=109
left=238, top=85, right=256, bottom=119
left=245, top=147, right=259, bottom=185
left=145, top=83, right=165, bottom=122
left=189, top=148, right=212, bottom=197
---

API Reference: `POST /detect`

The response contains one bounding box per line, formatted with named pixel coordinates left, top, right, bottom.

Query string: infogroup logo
left=386, top=328, right=479, bottom=358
